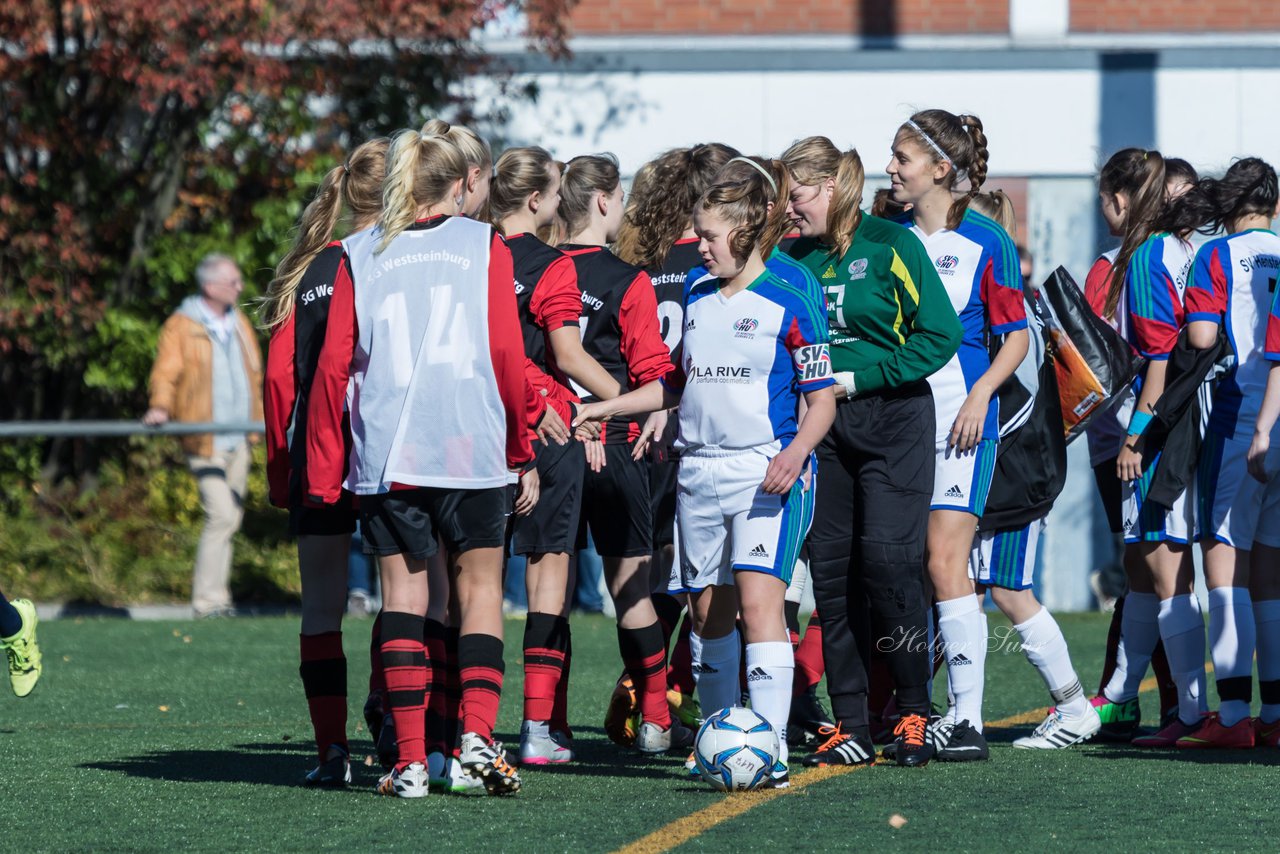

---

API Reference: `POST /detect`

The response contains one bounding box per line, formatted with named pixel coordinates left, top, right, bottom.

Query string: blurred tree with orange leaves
left=0, top=0, right=571, bottom=483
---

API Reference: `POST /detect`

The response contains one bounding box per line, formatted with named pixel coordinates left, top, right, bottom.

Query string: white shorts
left=1121, top=448, right=1196, bottom=544
left=970, top=518, right=1044, bottom=591
left=931, top=438, right=998, bottom=515
left=670, top=447, right=815, bottom=594
left=1199, top=430, right=1280, bottom=548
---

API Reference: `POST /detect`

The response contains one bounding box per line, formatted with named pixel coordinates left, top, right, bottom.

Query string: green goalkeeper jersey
left=788, top=214, right=961, bottom=395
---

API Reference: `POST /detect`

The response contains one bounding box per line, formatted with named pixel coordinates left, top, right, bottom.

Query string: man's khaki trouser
left=187, top=442, right=250, bottom=615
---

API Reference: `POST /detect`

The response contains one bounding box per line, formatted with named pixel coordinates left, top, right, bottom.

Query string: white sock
left=1208, top=587, right=1255, bottom=727
left=1253, top=599, right=1280, bottom=724
left=937, top=594, right=987, bottom=732
left=1015, top=607, right=1088, bottom=717
left=1157, top=594, right=1208, bottom=725
left=691, top=630, right=741, bottom=719
left=745, top=641, right=794, bottom=766
left=1103, top=592, right=1160, bottom=703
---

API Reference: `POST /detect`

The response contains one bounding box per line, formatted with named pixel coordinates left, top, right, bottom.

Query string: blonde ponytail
left=261, top=137, right=390, bottom=329
left=781, top=136, right=864, bottom=258
left=377, top=127, right=468, bottom=253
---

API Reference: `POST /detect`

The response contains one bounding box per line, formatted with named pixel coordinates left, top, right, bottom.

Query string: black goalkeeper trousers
left=808, top=382, right=935, bottom=740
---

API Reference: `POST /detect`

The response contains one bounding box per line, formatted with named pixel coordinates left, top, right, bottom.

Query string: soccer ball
left=693, top=707, right=779, bottom=792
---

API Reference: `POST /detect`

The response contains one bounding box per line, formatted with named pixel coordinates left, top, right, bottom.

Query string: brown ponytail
left=780, top=136, right=865, bottom=259
left=902, top=109, right=989, bottom=230
left=1099, top=148, right=1168, bottom=320
left=712, top=156, right=792, bottom=257
left=556, top=153, right=621, bottom=240
left=488, top=145, right=557, bottom=232
left=697, top=170, right=773, bottom=264
left=616, top=143, right=740, bottom=268
left=261, top=137, right=389, bottom=329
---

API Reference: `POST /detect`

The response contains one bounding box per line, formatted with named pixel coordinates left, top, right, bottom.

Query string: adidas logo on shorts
left=949, top=654, right=973, bottom=667
left=748, top=543, right=770, bottom=558
left=746, top=667, right=771, bottom=683
left=693, top=663, right=719, bottom=674
left=944, top=484, right=965, bottom=499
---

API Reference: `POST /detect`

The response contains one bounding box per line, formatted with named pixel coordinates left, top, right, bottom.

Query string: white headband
left=905, top=121, right=970, bottom=184
left=906, top=120, right=951, bottom=163
left=728, top=157, right=778, bottom=195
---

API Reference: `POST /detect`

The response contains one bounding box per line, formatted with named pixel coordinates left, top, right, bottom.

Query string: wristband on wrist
left=1127, top=410, right=1153, bottom=437
left=834, top=371, right=857, bottom=398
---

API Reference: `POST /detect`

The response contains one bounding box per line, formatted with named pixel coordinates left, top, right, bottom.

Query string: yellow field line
left=613, top=763, right=866, bottom=854
left=613, top=667, right=1202, bottom=854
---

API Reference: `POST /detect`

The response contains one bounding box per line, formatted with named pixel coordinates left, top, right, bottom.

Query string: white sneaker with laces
left=520, top=720, right=572, bottom=765
left=460, top=732, right=522, bottom=795
left=376, top=761, right=428, bottom=798
left=1013, top=706, right=1102, bottom=749
left=636, top=720, right=693, bottom=754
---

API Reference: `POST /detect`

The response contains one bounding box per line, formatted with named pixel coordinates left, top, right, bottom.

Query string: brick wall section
left=1071, top=0, right=1280, bottom=32
left=569, top=0, right=1010, bottom=36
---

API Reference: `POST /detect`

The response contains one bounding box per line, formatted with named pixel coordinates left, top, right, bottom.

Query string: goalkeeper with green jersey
left=780, top=135, right=961, bottom=768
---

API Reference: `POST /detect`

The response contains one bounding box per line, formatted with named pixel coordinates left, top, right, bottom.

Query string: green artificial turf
left=0, top=613, right=1276, bottom=852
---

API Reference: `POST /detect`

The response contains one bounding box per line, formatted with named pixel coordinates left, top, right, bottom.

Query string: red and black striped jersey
left=559, top=243, right=673, bottom=444
left=647, top=237, right=703, bottom=355
left=264, top=241, right=347, bottom=508
left=508, top=233, right=581, bottom=375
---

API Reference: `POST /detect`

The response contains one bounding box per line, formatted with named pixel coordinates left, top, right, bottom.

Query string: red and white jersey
left=1186, top=228, right=1280, bottom=439
left=306, top=216, right=531, bottom=501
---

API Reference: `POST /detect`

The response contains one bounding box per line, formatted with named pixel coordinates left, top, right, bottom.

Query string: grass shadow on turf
left=82, top=741, right=337, bottom=787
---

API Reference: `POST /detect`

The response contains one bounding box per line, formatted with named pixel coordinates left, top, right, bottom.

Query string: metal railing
left=0, top=421, right=265, bottom=438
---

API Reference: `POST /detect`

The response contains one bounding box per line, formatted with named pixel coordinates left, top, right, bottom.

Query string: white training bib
left=342, top=219, right=508, bottom=492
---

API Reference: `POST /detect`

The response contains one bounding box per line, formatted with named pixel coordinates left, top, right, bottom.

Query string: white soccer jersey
left=1185, top=228, right=1280, bottom=439
left=907, top=209, right=1027, bottom=443
left=665, top=269, right=832, bottom=453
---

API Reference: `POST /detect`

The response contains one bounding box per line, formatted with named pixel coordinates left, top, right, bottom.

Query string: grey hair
left=196, top=253, right=238, bottom=291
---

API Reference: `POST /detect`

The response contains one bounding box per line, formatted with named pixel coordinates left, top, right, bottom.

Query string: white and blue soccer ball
left=693, top=706, right=779, bottom=792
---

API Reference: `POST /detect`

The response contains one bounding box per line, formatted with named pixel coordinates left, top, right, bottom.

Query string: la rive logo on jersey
left=733, top=317, right=759, bottom=339
left=848, top=258, right=869, bottom=280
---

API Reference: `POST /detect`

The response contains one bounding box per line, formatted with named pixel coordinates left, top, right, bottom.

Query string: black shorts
left=649, top=456, right=678, bottom=548
left=288, top=493, right=358, bottom=538
left=1092, top=458, right=1124, bottom=534
left=360, top=487, right=508, bottom=560
left=511, top=439, right=586, bottom=556
left=578, top=442, right=653, bottom=559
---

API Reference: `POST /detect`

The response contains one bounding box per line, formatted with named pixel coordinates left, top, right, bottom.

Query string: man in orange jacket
left=144, top=253, right=263, bottom=617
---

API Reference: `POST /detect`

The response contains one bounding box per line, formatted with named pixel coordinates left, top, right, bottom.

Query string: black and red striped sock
left=667, top=617, right=695, bottom=696
left=652, top=592, right=683, bottom=650
left=299, top=632, right=347, bottom=759
left=459, top=633, right=505, bottom=741
left=785, top=599, right=802, bottom=641
left=368, top=610, right=385, bottom=697
left=551, top=617, right=573, bottom=736
left=380, top=611, right=426, bottom=769
left=443, top=625, right=462, bottom=757
left=423, top=618, right=448, bottom=755
left=523, top=612, right=566, bottom=723
left=618, top=623, right=671, bottom=728
left=794, top=609, right=825, bottom=693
